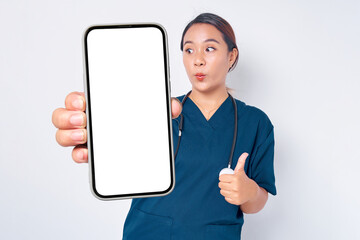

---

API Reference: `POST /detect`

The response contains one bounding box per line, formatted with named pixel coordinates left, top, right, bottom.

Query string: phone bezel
left=82, top=23, right=175, bottom=201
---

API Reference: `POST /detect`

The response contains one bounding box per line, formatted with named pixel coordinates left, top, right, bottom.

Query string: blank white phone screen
left=85, top=25, right=173, bottom=198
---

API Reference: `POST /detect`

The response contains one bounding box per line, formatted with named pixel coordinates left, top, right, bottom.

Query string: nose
left=194, top=51, right=205, bottom=67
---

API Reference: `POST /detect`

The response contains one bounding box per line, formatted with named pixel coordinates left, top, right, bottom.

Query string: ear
left=228, top=48, right=238, bottom=70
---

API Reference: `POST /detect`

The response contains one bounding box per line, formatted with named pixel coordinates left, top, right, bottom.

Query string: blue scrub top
left=122, top=94, right=277, bottom=240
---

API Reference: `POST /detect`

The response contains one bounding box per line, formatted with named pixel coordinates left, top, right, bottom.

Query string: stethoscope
left=174, top=90, right=238, bottom=176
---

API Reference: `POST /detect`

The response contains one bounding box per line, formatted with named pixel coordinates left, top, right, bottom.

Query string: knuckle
left=53, top=108, right=70, bottom=129
left=52, top=108, right=62, bottom=127
left=60, top=111, right=69, bottom=127
left=55, top=130, right=66, bottom=146
left=52, top=109, right=58, bottom=126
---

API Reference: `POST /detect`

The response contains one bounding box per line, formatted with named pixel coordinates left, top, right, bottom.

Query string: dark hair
left=180, top=13, right=239, bottom=72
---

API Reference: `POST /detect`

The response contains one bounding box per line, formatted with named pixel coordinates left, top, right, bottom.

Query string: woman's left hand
left=218, top=152, right=259, bottom=206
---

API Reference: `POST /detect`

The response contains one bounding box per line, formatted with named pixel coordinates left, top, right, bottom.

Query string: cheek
left=211, top=56, right=230, bottom=75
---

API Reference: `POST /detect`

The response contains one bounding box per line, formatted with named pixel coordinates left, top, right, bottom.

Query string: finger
left=225, top=197, right=236, bottom=205
left=65, top=91, right=86, bottom=111
left=220, top=189, right=232, bottom=198
left=56, top=129, right=87, bottom=147
left=171, top=98, right=182, bottom=119
left=219, top=174, right=234, bottom=183
left=234, top=152, right=249, bottom=173
left=72, top=144, right=88, bottom=163
left=52, top=108, right=86, bottom=129
left=219, top=182, right=237, bottom=192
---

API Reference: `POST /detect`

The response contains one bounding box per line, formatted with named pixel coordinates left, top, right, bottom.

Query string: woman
left=52, top=13, right=276, bottom=240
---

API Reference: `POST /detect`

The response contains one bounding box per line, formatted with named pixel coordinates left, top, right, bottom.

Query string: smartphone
left=82, top=23, right=175, bottom=200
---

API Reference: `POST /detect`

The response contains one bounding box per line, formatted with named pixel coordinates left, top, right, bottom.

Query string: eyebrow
left=183, top=38, right=220, bottom=46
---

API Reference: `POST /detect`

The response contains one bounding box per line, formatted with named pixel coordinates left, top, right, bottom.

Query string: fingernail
left=77, top=151, right=84, bottom=161
left=72, top=99, right=83, bottom=109
left=71, top=131, right=84, bottom=141
left=70, top=114, right=83, bottom=126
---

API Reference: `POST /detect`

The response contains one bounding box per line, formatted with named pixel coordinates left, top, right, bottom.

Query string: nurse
left=52, top=12, right=276, bottom=240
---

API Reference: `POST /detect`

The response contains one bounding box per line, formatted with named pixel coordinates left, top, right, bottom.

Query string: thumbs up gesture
left=218, top=152, right=259, bottom=206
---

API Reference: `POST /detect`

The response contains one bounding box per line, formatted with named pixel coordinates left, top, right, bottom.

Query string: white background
left=0, top=0, right=359, bottom=239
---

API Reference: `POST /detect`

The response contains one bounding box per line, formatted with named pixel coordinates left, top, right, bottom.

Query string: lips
left=195, top=73, right=206, bottom=80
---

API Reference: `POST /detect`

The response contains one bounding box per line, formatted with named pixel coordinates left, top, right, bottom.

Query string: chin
left=192, top=85, right=216, bottom=94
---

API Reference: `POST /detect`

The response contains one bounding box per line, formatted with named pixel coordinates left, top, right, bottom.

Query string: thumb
left=234, top=152, right=249, bottom=173
left=171, top=98, right=182, bottom=119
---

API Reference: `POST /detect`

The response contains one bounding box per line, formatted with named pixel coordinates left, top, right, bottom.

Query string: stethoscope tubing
left=174, top=90, right=238, bottom=169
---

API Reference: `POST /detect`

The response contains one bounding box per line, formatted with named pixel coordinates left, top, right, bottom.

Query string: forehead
left=183, top=23, right=224, bottom=43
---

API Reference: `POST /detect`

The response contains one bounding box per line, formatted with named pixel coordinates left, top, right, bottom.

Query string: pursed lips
left=195, top=73, right=206, bottom=80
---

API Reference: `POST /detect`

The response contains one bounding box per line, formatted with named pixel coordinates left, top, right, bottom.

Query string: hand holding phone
left=52, top=92, right=182, bottom=163
left=82, top=23, right=176, bottom=200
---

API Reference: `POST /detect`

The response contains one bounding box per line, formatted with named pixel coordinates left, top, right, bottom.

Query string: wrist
left=246, top=178, right=260, bottom=204
left=240, top=179, right=268, bottom=214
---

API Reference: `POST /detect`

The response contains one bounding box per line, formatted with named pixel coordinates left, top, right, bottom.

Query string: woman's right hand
left=52, top=91, right=183, bottom=164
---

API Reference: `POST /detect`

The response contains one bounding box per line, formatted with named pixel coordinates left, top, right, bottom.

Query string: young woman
left=52, top=13, right=276, bottom=240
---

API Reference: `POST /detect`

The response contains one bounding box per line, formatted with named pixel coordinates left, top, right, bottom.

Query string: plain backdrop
left=1, top=0, right=359, bottom=239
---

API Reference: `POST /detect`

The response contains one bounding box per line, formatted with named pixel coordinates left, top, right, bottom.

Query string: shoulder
left=234, top=98, right=274, bottom=138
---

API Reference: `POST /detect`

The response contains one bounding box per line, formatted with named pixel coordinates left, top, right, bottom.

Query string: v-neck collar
left=185, top=94, right=233, bottom=129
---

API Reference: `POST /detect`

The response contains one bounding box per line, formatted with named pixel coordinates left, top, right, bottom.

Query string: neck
left=189, top=86, right=229, bottom=110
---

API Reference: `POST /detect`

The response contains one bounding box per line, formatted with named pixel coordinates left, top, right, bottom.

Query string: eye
left=206, top=47, right=215, bottom=52
left=185, top=48, right=193, bottom=54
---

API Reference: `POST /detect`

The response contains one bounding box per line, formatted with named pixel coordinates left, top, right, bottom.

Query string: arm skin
left=240, top=179, right=269, bottom=214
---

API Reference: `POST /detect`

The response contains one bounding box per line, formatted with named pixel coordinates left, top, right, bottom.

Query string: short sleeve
left=250, top=124, right=277, bottom=196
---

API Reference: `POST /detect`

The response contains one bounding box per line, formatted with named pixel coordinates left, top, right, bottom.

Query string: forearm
left=240, top=180, right=268, bottom=214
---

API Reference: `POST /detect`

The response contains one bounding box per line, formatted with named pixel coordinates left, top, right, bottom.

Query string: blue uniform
left=122, top=94, right=277, bottom=240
